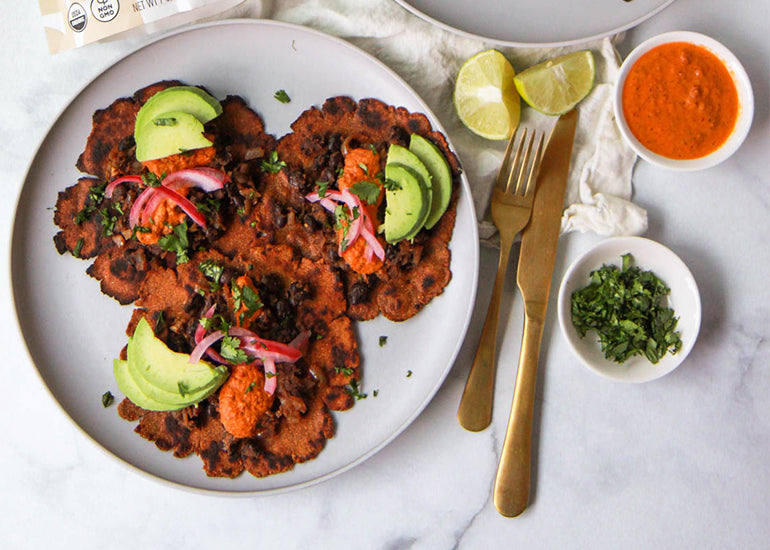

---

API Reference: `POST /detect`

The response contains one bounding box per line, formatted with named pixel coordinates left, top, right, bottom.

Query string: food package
left=38, top=0, right=243, bottom=54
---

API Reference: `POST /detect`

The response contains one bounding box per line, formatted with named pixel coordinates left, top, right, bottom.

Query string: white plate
left=10, top=20, right=479, bottom=494
left=557, top=237, right=700, bottom=383
left=394, top=0, right=675, bottom=47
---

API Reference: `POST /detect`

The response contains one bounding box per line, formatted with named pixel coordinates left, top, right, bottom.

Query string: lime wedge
left=453, top=49, right=521, bottom=140
left=514, top=50, right=595, bottom=115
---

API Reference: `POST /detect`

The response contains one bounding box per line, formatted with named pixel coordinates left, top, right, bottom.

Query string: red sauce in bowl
left=622, top=42, right=739, bottom=160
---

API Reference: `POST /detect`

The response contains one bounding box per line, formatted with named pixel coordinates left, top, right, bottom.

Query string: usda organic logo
left=67, top=3, right=87, bottom=32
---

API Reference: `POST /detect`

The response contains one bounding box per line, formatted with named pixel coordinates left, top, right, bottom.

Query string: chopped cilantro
left=358, top=162, right=369, bottom=176
left=232, top=281, right=263, bottom=323
left=349, top=180, right=380, bottom=205
left=261, top=151, right=287, bottom=174
left=153, top=117, right=177, bottom=127
left=245, top=381, right=257, bottom=394
left=198, top=259, right=224, bottom=291
left=335, top=365, right=354, bottom=377
left=345, top=379, right=367, bottom=400
left=101, top=391, right=114, bottom=407
left=157, top=222, right=190, bottom=264
left=220, top=335, right=248, bottom=364
left=141, top=172, right=164, bottom=187
left=379, top=335, right=388, bottom=347
left=406, top=370, right=413, bottom=378
left=177, top=381, right=189, bottom=397
left=273, top=89, right=291, bottom=103
left=73, top=238, right=84, bottom=258
left=570, top=253, right=683, bottom=364
left=373, top=389, right=379, bottom=397
left=383, top=178, right=401, bottom=191
left=74, top=182, right=107, bottom=224
left=316, top=180, right=331, bottom=198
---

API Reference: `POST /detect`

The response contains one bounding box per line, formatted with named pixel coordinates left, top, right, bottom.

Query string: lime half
left=453, top=49, right=521, bottom=140
left=514, top=50, right=595, bottom=116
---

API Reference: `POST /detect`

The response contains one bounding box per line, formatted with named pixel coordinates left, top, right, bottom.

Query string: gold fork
left=457, top=127, right=544, bottom=432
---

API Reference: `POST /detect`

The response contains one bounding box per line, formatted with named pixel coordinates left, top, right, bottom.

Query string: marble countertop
left=1, top=1, right=768, bottom=548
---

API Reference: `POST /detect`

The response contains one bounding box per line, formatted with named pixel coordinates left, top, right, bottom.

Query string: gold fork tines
left=458, top=127, right=544, bottom=432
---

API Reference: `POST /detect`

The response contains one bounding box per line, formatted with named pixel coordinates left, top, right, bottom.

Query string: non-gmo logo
left=67, top=3, right=87, bottom=32
left=91, top=0, right=119, bottom=23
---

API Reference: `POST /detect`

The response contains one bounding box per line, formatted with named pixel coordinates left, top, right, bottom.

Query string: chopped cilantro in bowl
left=557, top=237, right=701, bottom=383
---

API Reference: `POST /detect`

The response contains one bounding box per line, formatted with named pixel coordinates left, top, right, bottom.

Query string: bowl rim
left=613, top=30, right=755, bottom=171
left=557, top=236, right=702, bottom=383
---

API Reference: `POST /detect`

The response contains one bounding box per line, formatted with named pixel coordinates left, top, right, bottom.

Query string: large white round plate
left=10, top=20, right=478, bottom=494
left=394, top=0, right=675, bottom=47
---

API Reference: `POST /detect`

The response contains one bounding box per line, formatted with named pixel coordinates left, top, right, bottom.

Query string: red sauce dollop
left=622, top=42, right=739, bottom=160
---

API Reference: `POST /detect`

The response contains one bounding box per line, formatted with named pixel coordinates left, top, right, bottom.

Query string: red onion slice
left=189, top=330, right=224, bottom=364
left=105, top=175, right=142, bottom=199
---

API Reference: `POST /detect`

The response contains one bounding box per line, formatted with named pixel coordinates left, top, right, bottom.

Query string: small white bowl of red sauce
left=614, top=31, right=754, bottom=171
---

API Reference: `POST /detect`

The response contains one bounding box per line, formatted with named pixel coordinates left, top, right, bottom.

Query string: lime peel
left=514, top=50, right=596, bottom=116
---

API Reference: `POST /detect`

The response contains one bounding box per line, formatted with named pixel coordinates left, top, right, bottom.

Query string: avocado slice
left=386, top=144, right=432, bottom=240
left=124, top=318, right=228, bottom=409
left=409, top=135, right=452, bottom=230
left=134, top=110, right=214, bottom=162
left=134, top=86, right=222, bottom=134
left=382, top=163, right=429, bottom=244
left=113, top=359, right=173, bottom=412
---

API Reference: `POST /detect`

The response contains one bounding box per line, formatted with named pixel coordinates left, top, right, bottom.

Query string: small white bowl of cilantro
left=557, top=237, right=701, bottom=383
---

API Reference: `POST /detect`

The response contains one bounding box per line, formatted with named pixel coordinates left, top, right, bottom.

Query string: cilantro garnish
left=141, top=172, right=164, bottom=187
left=358, top=162, right=369, bottom=176
left=316, top=180, right=331, bottom=198
left=101, top=391, right=114, bottom=407
left=335, top=365, right=354, bottom=377
left=379, top=335, right=388, bottom=347
left=232, top=281, right=263, bottom=324
left=198, top=259, right=224, bottom=291
left=383, top=177, right=401, bottom=191
left=273, top=89, right=291, bottom=104
left=157, top=221, right=190, bottom=264
left=261, top=151, right=287, bottom=174
left=345, top=379, right=367, bottom=400
left=349, top=180, right=380, bottom=205
left=153, top=117, right=177, bottom=127
left=245, top=381, right=257, bottom=394
left=570, top=253, right=683, bottom=364
left=177, top=381, right=189, bottom=397
left=220, top=335, right=248, bottom=364
left=73, top=238, right=84, bottom=258
left=74, top=182, right=107, bottom=225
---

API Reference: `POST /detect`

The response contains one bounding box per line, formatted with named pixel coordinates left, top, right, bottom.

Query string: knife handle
left=457, top=232, right=515, bottom=432
left=493, top=312, right=544, bottom=517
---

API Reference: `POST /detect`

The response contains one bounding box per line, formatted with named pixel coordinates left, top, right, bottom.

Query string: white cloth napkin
left=230, top=0, right=647, bottom=240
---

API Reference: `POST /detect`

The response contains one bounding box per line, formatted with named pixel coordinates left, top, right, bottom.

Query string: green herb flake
left=177, top=381, right=189, bottom=397
left=101, top=391, right=114, bottom=408
left=245, top=381, right=257, bottom=394
left=406, top=370, right=413, bottom=378
left=198, top=259, right=224, bottom=291
left=157, top=221, right=190, bottom=264
left=220, top=335, right=248, bottom=364
left=273, top=89, right=291, bottom=104
left=358, top=162, right=369, bottom=176
left=335, top=365, right=354, bottom=377
left=349, top=180, right=380, bottom=205
left=570, top=253, right=683, bottom=364
left=261, top=151, right=287, bottom=174
left=345, top=379, right=367, bottom=400
left=141, top=172, right=164, bottom=188
left=316, top=180, right=331, bottom=198
left=379, top=335, right=388, bottom=347
left=373, top=389, right=379, bottom=398
left=383, top=178, right=402, bottom=192
left=74, top=182, right=107, bottom=225
left=73, top=238, right=84, bottom=258
left=153, top=117, right=177, bottom=127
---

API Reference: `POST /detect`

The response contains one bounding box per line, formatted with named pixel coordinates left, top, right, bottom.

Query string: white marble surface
left=1, top=0, right=768, bottom=548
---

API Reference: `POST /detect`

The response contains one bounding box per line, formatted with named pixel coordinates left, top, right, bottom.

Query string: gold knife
left=493, top=109, right=578, bottom=517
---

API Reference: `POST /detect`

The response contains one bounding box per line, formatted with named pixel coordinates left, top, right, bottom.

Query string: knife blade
left=493, top=109, right=578, bottom=517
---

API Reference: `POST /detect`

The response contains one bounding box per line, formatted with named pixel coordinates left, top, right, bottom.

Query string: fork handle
left=493, top=312, right=544, bottom=517
left=457, top=233, right=515, bottom=431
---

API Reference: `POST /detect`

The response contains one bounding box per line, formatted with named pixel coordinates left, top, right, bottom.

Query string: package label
left=39, top=0, right=241, bottom=54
